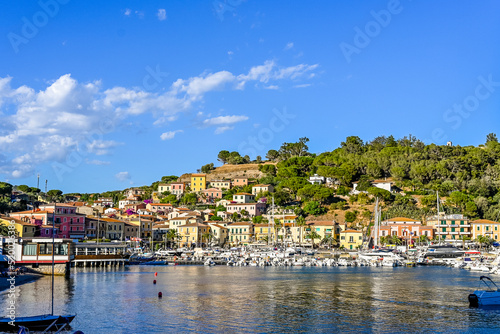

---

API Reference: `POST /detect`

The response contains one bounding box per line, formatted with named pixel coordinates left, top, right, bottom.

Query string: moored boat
left=469, top=276, right=500, bottom=307
left=0, top=314, right=75, bottom=332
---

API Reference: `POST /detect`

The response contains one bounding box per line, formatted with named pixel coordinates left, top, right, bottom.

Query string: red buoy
left=154, top=272, right=158, bottom=277
left=153, top=280, right=156, bottom=284
left=158, top=292, right=162, bottom=298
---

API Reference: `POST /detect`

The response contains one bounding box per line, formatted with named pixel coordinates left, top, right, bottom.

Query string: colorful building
left=228, top=222, right=254, bottom=245
left=232, top=177, right=248, bottom=187
left=379, top=217, right=434, bottom=242
left=340, top=229, right=363, bottom=250
left=38, top=204, right=86, bottom=239
left=147, top=203, right=174, bottom=213
left=209, top=180, right=232, bottom=190
left=252, top=184, right=274, bottom=196
left=191, top=174, right=207, bottom=192
left=226, top=202, right=266, bottom=217
left=471, top=219, right=500, bottom=241
left=202, top=188, right=223, bottom=203
left=0, top=216, right=37, bottom=237
left=232, top=193, right=255, bottom=203
left=426, top=214, right=471, bottom=241
left=177, top=222, right=210, bottom=247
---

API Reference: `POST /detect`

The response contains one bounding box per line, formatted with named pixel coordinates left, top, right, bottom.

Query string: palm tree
left=418, top=235, right=429, bottom=246
left=165, top=229, right=178, bottom=248
left=379, top=236, right=387, bottom=246
left=460, top=235, right=471, bottom=249
left=306, top=231, right=321, bottom=248
left=296, top=216, right=306, bottom=247
left=476, top=235, right=487, bottom=251
left=274, top=218, right=282, bottom=246
left=321, top=235, right=334, bottom=249
left=390, top=234, right=402, bottom=246
left=202, top=231, right=213, bottom=247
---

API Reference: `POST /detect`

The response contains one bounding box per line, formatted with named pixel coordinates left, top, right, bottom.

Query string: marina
left=2, top=265, right=500, bottom=333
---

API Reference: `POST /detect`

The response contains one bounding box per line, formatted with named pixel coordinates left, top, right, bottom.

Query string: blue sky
left=1, top=0, right=499, bottom=194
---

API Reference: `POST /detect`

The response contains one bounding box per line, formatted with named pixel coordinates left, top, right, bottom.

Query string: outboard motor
left=468, top=293, right=479, bottom=307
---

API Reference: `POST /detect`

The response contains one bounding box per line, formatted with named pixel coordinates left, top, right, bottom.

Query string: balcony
left=459, top=232, right=471, bottom=235
left=449, top=232, right=459, bottom=235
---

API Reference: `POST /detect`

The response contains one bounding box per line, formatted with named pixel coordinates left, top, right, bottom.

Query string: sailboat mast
left=51, top=203, right=55, bottom=316
left=437, top=191, right=441, bottom=244
left=373, top=197, right=379, bottom=249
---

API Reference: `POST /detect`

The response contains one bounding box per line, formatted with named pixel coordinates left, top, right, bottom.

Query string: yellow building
left=228, top=222, right=254, bottom=245
left=278, top=215, right=297, bottom=225
left=177, top=222, right=210, bottom=247
left=206, top=223, right=228, bottom=247
left=128, top=218, right=153, bottom=238
left=339, top=229, right=363, bottom=250
left=308, top=221, right=336, bottom=243
left=0, top=216, right=37, bottom=237
left=471, top=219, right=500, bottom=241
left=254, top=224, right=274, bottom=243
left=191, top=173, right=207, bottom=192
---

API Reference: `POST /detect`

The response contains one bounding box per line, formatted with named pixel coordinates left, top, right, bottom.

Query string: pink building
left=202, top=188, right=223, bottom=204
left=39, top=204, right=86, bottom=239
left=226, top=202, right=266, bottom=217
left=232, top=177, right=248, bottom=187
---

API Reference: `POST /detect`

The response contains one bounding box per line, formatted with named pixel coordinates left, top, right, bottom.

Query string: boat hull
left=469, top=291, right=500, bottom=307
left=0, top=314, right=75, bottom=332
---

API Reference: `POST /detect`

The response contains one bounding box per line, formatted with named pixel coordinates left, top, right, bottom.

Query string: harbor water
left=2, top=265, right=500, bottom=333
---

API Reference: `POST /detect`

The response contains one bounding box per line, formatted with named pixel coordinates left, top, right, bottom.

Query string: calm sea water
left=2, top=265, right=500, bottom=333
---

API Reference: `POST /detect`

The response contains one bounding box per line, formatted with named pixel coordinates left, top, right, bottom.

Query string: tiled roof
left=472, top=219, right=500, bottom=224
left=385, top=217, right=420, bottom=222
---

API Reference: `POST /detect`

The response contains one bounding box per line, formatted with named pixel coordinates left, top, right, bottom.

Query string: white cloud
left=157, top=9, right=167, bottom=21
left=160, top=130, right=183, bottom=140
left=0, top=60, right=317, bottom=179
left=215, top=126, right=234, bottom=134
left=284, top=42, right=294, bottom=50
left=237, top=60, right=318, bottom=88
left=85, top=159, right=111, bottom=165
left=124, top=8, right=131, bottom=16
left=203, top=115, right=249, bottom=126
left=294, top=83, right=311, bottom=88
left=115, top=171, right=131, bottom=182
left=264, top=85, right=279, bottom=90
left=173, top=71, right=236, bottom=99
left=86, top=140, right=121, bottom=155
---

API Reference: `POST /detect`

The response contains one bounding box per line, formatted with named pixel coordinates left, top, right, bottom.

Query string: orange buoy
left=153, top=280, right=156, bottom=284
left=154, top=272, right=158, bottom=277
left=158, top=292, right=162, bottom=298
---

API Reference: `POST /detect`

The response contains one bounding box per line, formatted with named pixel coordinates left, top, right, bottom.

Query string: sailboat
left=0, top=204, right=76, bottom=332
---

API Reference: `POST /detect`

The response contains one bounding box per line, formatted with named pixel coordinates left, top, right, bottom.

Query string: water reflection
left=2, top=266, right=500, bottom=333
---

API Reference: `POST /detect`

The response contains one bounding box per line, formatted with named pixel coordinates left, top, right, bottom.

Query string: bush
left=303, top=201, right=327, bottom=216
left=345, top=211, right=357, bottom=222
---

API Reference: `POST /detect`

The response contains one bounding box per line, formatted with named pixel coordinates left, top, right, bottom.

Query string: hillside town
left=2, top=171, right=500, bottom=253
